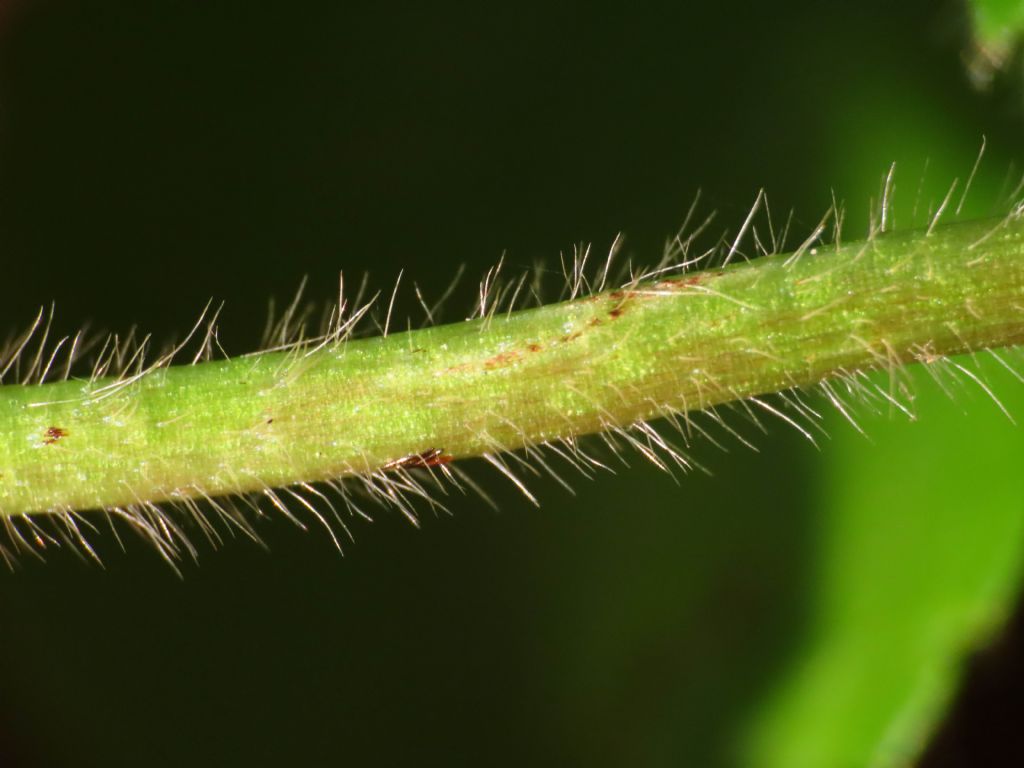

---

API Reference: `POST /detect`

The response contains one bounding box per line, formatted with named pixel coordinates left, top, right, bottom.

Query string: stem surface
left=3, top=216, right=1024, bottom=517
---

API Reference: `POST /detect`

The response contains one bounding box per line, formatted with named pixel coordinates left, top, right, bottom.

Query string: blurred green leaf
left=747, top=363, right=1024, bottom=766
left=971, top=0, right=1024, bottom=51
left=967, top=0, right=1024, bottom=86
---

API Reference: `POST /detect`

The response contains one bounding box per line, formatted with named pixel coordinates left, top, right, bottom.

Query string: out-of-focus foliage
left=748, top=363, right=1024, bottom=766
left=967, top=0, right=1024, bottom=87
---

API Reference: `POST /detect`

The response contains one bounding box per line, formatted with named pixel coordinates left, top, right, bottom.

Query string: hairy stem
left=2, top=216, right=1024, bottom=519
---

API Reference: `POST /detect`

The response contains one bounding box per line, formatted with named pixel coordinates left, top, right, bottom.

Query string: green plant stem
left=2, top=216, right=1024, bottom=517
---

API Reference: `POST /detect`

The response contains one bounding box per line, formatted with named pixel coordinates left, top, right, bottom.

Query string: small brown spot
left=483, top=350, right=523, bottom=370
left=43, top=426, right=67, bottom=445
left=384, top=448, right=454, bottom=470
left=588, top=317, right=603, bottom=327
left=421, top=451, right=454, bottom=467
left=609, top=306, right=625, bottom=319
left=650, top=275, right=705, bottom=291
left=266, top=417, right=274, bottom=425
left=670, top=270, right=725, bottom=287
left=609, top=290, right=625, bottom=300
left=527, top=343, right=543, bottom=352
left=560, top=331, right=583, bottom=343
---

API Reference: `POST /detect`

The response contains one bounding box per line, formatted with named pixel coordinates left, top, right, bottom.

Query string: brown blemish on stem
left=383, top=448, right=454, bottom=471
left=483, top=350, right=523, bottom=370
left=43, top=426, right=67, bottom=446
left=453, top=271, right=729, bottom=374
left=656, top=276, right=698, bottom=290
left=604, top=270, right=724, bottom=321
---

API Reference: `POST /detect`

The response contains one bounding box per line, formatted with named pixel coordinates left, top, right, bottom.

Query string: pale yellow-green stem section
left=2, top=216, right=1024, bottom=517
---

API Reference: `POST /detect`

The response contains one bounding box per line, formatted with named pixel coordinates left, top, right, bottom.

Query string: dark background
left=0, top=1, right=1019, bottom=766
